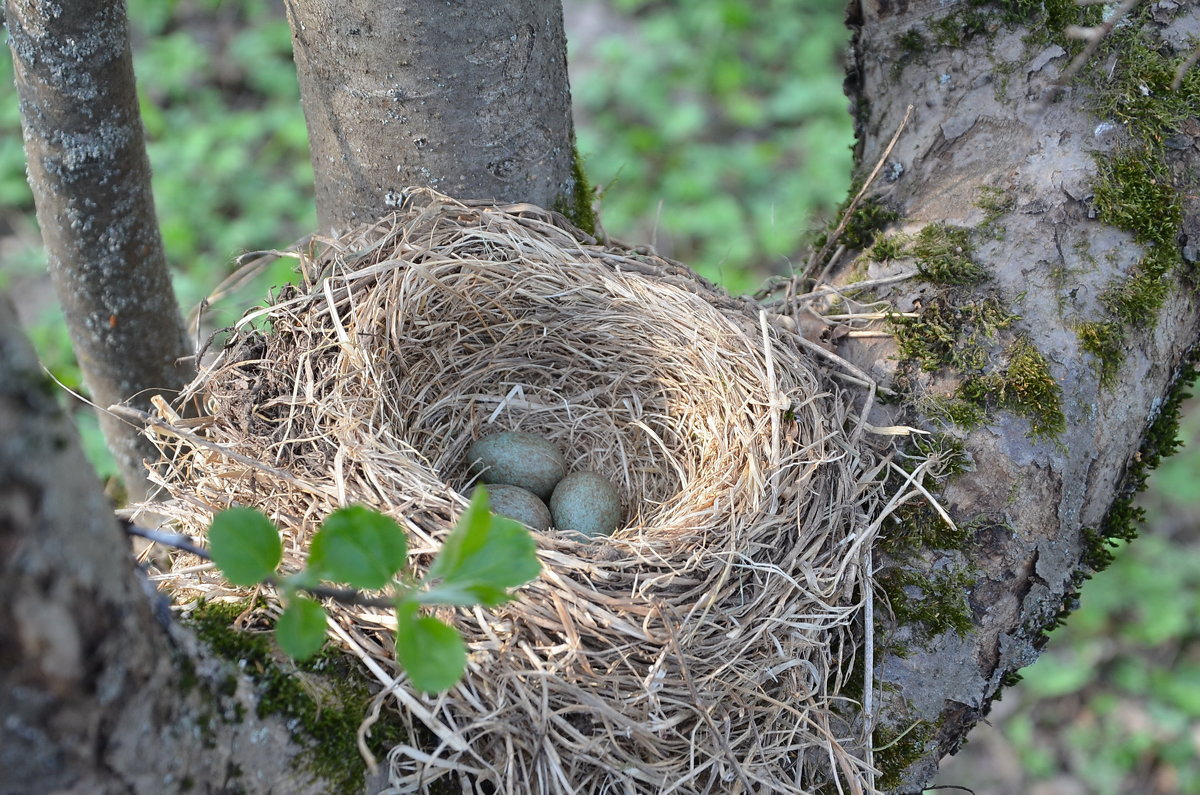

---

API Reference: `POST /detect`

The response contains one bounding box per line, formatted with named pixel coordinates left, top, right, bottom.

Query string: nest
left=146, top=188, right=900, bottom=794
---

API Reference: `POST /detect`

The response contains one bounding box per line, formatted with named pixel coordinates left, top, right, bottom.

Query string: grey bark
left=4, top=0, right=194, bottom=502
left=0, top=293, right=337, bottom=795
left=284, top=0, right=582, bottom=233
left=837, top=3, right=1200, bottom=791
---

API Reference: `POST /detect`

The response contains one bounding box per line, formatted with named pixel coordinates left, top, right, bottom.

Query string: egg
left=467, top=431, right=567, bottom=500
left=550, top=471, right=623, bottom=539
left=483, top=484, right=553, bottom=532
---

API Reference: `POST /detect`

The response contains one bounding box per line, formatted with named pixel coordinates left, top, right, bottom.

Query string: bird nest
left=145, top=187, right=905, bottom=794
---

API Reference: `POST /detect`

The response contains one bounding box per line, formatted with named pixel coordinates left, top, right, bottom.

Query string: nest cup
left=149, top=188, right=889, bottom=793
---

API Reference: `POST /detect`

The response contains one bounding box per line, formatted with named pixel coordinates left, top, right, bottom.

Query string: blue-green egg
left=467, top=431, right=567, bottom=500
left=484, top=484, right=553, bottom=532
left=550, top=471, right=623, bottom=538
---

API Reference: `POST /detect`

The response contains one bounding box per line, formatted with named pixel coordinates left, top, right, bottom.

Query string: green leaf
left=308, top=505, right=408, bottom=590
left=395, top=603, right=467, bottom=693
left=276, top=596, right=327, bottom=660
left=208, top=507, right=282, bottom=586
left=420, top=488, right=541, bottom=607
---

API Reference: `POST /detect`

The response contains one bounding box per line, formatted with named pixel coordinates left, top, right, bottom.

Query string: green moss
left=1077, top=320, right=1125, bottom=386
left=929, top=11, right=991, bottom=49
left=841, top=257, right=872, bottom=289
left=992, top=668, right=1025, bottom=704
left=971, top=0, right=1102, bottom=50
left=883, top=502, right=973, bottom=557
left=920, top=394, right=988, bottom=430
left=891, top=28, right=928, bottom=80
left=891, top=298, right=1064, bottom=437
left=989, top=0, right=1102, bottom=27
left=955, top=373, right=1002, bottom=406
left=880, top=566, right=975, bottom=640
left=863, top=452, right=989, bottom=787
left=1098, top=266, right=1172, bottom=328
left=1090, top=24, right=1200, bottom=146
left=177, top=653, right=199, bottom=693
left=818, top=196, right=899, bottom=253
left=975, top=185, right=1014, bottom=239
left=1089, top=150, right=1183, bottom=330
left=553, top=147, right=597, bottom=236
left=1072, top=17, right=1195, bottom=380
left=876, top=492, right=977, bottom=649
left=912, top=432, right=971, bottom=479
left=997, top=336, right=1065, bottom=438
left=188, top=600, right=408, bottom=795
left=991, top=60, right=1016, bottom=102
left=1093, top=152, right=1183, bottom=250
left=911, top=223, right=985, bottom=285
left=874, top=719, right=935, bottom=792
left=914, top=0, right=1101, bottom=56
left=891, top=296, right=1016, bottom=373
left=870, top=233, right=905, bottom=261
left=868, top=221, right=988, bottom=283
left=1081, top=361, right=1197, bottom=571
left=897, top=28, right=926, bottom=57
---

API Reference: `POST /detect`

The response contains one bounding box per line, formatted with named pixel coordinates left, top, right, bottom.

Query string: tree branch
left=4, top=0, right=194, bottom=500
left=123, top=522, right=399, bottom=610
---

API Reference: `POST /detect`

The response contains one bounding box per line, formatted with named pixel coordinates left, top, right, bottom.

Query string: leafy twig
left=125, top=490, right=541, bottom=692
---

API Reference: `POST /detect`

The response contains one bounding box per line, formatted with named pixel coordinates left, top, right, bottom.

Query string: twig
left=801, top=104, right=913, bottom=283
left=121, top=521, right=397, bottom=610
left=762, top=269, right=917, bottom=306
left=185, top=236, right=311, bottom=331
left=1174, top=43, right=1200, bottom=91
left=657, top=604, right=756, bottom=794
left=1052, top=0, right=1140, bottom=96
left=108, top=404, right=319, bottom=490
left=872, top=718, right=926, bottom=752
left=124, top=522, right=209, bottom=558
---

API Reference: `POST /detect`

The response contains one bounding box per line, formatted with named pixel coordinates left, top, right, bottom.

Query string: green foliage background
left=571, top=0, right=852, bottom=293
left=1, top=1, right=1198, bottom=791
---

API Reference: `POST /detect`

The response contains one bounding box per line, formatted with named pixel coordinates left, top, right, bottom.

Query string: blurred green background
left=1, top=2, right=1197, bottom=793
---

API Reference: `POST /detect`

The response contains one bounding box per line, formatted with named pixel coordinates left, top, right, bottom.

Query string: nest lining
left=147, top=188, right=898, bottom=794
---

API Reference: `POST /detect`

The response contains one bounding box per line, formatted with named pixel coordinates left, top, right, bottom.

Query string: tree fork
left=285, top=0, right=583, bottom=233
left=4, top=0, right=193, bottom=501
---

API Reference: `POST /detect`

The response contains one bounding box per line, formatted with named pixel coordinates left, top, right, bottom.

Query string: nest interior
left=149, top=188, right=894, bottom=794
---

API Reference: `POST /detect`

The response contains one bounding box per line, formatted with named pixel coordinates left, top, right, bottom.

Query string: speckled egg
left=467, top=431, right=567, bottom=500
left=484, top=484, right=553, bottom=532
left=549, top=471, right=623, bottom=539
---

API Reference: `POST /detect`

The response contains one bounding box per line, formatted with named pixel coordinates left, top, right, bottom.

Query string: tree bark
left=0, top=292, right=340, bottom=795
left=4, top=0, right=194, bottom=502
left=284, top=0, right=583, bottom=233
left=834, top=2, right=1200, bottom=790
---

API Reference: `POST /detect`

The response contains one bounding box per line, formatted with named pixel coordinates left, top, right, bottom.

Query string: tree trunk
left=833, top=2, right=1200, bottom=790
left=0, top=292, right=336, bottom=795
left=4, top=0, right=194, bottom=501
left=284, top=0, right=584, bottom=233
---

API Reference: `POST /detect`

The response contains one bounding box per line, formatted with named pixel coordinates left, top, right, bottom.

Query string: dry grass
left=140, top=188, right=916, bottom=794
